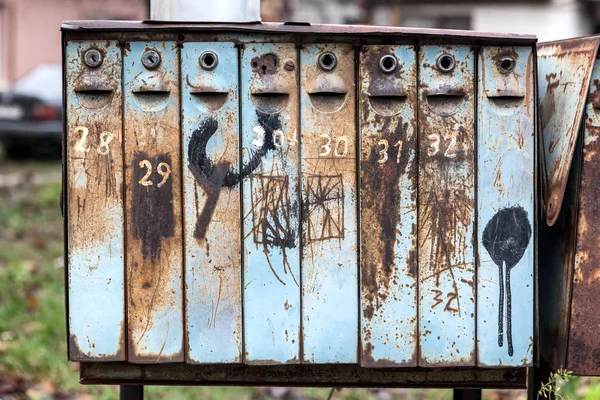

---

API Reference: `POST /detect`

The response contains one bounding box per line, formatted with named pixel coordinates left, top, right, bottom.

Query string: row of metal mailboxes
left=65, top=39, right=534, bottom=367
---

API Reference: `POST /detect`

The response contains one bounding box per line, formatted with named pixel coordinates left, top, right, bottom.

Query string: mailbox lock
left=318, top=52, right=337, bottom=71
left=436, top=54, right=456, bottom=73
left=498, top=56, right=516, bottom=74
left=379, top=55, right=398, bottom=73
left=200, top=51, right=218, bottom=70
left=141, top=50, right=161, bottom=69
left=83, top=49, right=103, bottom=68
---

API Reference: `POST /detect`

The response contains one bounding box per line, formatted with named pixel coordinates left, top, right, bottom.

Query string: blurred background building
left=262, top=0, right=600, bottom=42
left=0, top=0, right=599, bottom=88
left=0, top=0, right=148, bottom=89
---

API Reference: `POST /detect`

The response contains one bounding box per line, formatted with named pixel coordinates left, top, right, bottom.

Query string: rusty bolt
left=498, top=56, right=516, bottom=74
left=436, top=53, right=455, bottom=73
left=284, top=61, right=295, bottom=71
left=141, top=50, right=161, bottom=70
left=318, top=52, right=337, bottom=71
left=379, top=54, right=397, bottom=73
left=200, top=51, right=218, bottom=70
left=83, top=49, right=103, bottom=68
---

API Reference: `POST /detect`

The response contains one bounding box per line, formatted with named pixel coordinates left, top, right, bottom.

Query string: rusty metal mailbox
left=538, top=36, right=600, bottom=376
left=62, top=21, right=537, bottom=387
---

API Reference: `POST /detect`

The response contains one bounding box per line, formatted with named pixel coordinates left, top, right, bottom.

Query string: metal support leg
left=453, top=389, right=482, bottom=400
left=528, top=361, right=552, bottom=400
left=120, top=385, right=143, bottom=400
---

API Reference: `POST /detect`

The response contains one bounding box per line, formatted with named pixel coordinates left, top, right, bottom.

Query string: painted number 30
left=138, top=160, right=171, bottom=188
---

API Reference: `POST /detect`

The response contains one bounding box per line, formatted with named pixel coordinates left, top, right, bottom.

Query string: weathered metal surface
left=124, top=41, right=183, bottom=363
left=300, top=43, right=357, bottom=363
left=417, top=45, right=475, bottom=366
left=66, top=40, right=125, bottom=361
left=62, top=20, right=537, bottom=45
left=476, top=46, right=534, bottom=366
left=182, top=42, right=242, bottom=364
left=358, top=45, right=418, bottom=367
left=537, top=37, right=600, bottom=226
left=566, top=59, right=600, bottom=375
left=241, top=43, right=301, bottom=364
left=79, top=362, right=527, bottom=388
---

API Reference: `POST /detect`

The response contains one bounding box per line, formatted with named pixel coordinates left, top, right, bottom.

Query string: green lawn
left=0, top=158, right=595, bottom=400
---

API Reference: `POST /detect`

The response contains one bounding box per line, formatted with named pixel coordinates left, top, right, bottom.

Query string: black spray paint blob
left=187, top=111, right=281, bottom=240
left=482, top=206, right=531, bottom=357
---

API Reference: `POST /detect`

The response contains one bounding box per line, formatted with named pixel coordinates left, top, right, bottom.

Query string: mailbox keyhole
left=318, top=52, right=337, bottom=71
left=200, top=51, right=218, bottom=70
left=498, top=57, right=516, bottom=74
left=379, top=55, right=397, bottom=73
left=436, top=54, right=456, bottom=73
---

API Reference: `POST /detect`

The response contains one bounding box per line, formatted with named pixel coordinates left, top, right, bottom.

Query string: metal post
left=453, top=389, right=482, bottom=400
left=120, top=385, right=143, bottom=400
left=150, top=0, right=260, bottom=22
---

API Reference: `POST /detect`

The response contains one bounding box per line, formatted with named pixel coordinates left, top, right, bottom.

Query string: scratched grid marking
left=248, top=174, right=293, bottom=247
left=304, top=174, right=344, bottom=243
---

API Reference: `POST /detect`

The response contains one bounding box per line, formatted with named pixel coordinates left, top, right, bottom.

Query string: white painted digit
left=74, top=126, right=90, bottom=153
left=97, top=132, right=113, bottom=155
left=138, top=160, right=153, bottom=186
left=334, top=136, right=349, bottom=157
left=319, top=134, right=331, bottom=156
left=377, top=139, right=389, bottom=163
left=156, top=162, right=171, bottom=188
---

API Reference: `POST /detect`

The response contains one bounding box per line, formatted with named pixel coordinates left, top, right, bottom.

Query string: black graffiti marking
left=303, top=174, right=344, bottom=243
left=247, top=174, right=298, bottom=286
left=188, top=111, right=281, bottom=239
left=482, top=206, right=531, bottom=357
left=131, top=152, right=175, bottom=261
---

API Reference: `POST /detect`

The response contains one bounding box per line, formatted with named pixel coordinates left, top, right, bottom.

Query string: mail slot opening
left=191, top=91, right=229, bottom=111
left=369, top=94, right=406, bottom=116
left=74, top=89, right=114, bottom=110
left=489, top=96, right=524, bottom=109
left=132, top=90, right=171, bottom=111
left=427, top=94, right=464, bottom=116
left=251, top=92, right=289, bottom=113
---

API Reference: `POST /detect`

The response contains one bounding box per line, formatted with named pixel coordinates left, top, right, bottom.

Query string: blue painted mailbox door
left=66, top=40, right=125, bottom=361
left=417, top=45, right=476, bottom=366
left=241, top=43, right=301, bottom=364
left=182, top=42, right=242, bottom=363
left=124, top=41, right=184, bottom=363
left=359, top=45, right=418, bottom=367
left=300, top=43, right=358, bottom=363
left=477, top=47, right=534, bottom=366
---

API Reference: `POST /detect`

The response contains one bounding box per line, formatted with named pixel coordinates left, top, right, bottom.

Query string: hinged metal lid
left=538, top=36, right=600, bottom=226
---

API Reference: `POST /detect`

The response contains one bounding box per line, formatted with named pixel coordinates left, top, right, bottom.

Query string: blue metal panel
left=477, top=47, right=534, bottom=366
left=241, top=43, right=301, bottom=364
left=358, top=45, right=418, bottom=367
left=124, top=41, right=184, bottom=363
left=417, top=45, right=475, bottom=366
left=66, top=40, right=125, bottom=361
left=300, top=43, right=358, bottom=363
left=182, top=42, right=242, bottom=363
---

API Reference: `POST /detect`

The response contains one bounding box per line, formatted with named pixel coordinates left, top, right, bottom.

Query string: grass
left=0, top=157, right=598, bottom=399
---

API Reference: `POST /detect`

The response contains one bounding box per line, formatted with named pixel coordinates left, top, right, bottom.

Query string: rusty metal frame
left=79, top=362, right=527, bottom=388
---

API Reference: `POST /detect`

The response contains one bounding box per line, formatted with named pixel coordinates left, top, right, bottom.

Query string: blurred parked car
left=0, top=64, right=62, bottom=158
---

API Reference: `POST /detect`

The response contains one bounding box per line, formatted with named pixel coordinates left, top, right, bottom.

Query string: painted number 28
left=138, top=160, right=171, bottom=188
left=74, top=126, right=113, bottom=155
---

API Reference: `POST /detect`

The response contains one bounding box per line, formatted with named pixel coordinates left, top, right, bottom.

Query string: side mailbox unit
left=538, top=36, right=600, bottom=376
left=63, top=21, right=537, bottom=387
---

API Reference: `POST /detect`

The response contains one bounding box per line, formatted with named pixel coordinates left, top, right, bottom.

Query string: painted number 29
left=138, top=160, right=171, bottom=188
